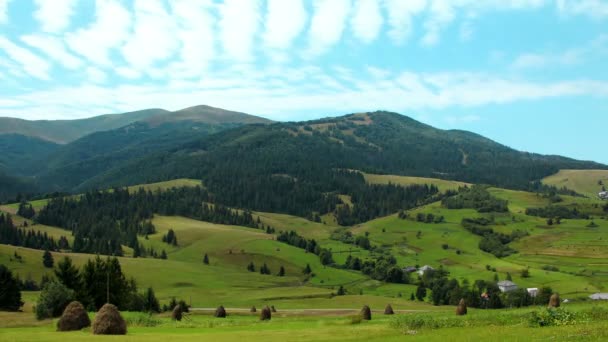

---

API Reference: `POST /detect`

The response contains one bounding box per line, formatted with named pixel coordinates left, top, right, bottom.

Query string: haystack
left=215, top=305, right=227, bottom=318
left=456, top=298, right=467, bottom=316
left=92, top=304, right=126, bottom=335
left=360, top=305, right=371, bottom=320
left=57, top=301, right=90, bottom=331
left=384, top=304, right=394, bottom=315
left=171, top=305, right=183, bottom=321
left=260, top=306, right=272, bottom=321
left=548, top=293, right=560, bottom=308
left=250, top=306, right=257, bottom=313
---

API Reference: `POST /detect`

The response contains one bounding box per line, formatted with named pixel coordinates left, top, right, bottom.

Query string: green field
left=543, top=169, right=608, bottom=198
left=362, top=173, right=469, bottom=192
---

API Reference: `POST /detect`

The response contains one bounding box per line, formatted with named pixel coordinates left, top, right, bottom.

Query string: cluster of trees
left=246, top=262, right=285, bottom=276
left=525, top=205, right=590, bottom=219
left=162, top=229, right=178, bottom=246
left=442, top=185, right=509, bottom=213
left=36, top=187, right=259, bottom=256
left=330, top=229, right=372, bottom=250
left=17, top=201, right=36, bottom=219
left=343, top=254, right=410, bottom=283
left=461, top=218, right=528, bottom=258
left=0, top=264, right=23, bottom=311
left=275, top=230, right=334, bottom=265
left=415, top=267, right=553, bottom=308
left=414, top=212, right=445, bottom=223
left=0, top=213, right=69, bottom=251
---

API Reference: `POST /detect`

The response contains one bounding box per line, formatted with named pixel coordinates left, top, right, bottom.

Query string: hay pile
left=548, top=293, right=560, bottom=308
left=215, top=305, right=227, bottom=318
left=360, top=305, right=371, bottom=321
left=92, top=304, right=126, bottom=335
left=57, top=301, right=90, bottom=331
left=456, top=299, right=467, bottom=316
left=250, top=306, right=257, bottom=313
left=384, top=304, right=394, bottom=315
left=171, top=305, right=183, bottom=321
left=260, top=306, right=272, bottom=321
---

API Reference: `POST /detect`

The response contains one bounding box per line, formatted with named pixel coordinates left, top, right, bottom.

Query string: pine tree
left=160, top=250, right=167, bottom=259
left=203, top=253, right=209, bottom=265
left=303, top=263, right=312, bottom=274
left=42, top=250, right=54, bottom=268
left=54, top=256, right=82, bottom=294
left=336, top=285, right=346, bottom=296
left=277, top=266, right=285, bottom=277
left=247, top=261, right=255, bottom=272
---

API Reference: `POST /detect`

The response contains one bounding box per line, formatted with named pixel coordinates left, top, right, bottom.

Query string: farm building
left=418, top=265, right=434, bottom=276
left=590, top=293, right=608, bottom=300
left=403, top=266, right=417, bottom=273
left=599, top=191, right=608, bottom=200
left=497, top=280, right=518, bottom=293
left=527, top=288, right=538, bottom=297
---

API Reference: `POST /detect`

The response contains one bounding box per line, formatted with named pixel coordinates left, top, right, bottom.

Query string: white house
left=599, top=191, right=608, bottom=200
left=590, top=293, right=608, bottom=300
left=418, top=265, right=434, bottom=276
left=497, top=280, right=518, bottom=293
left=527, top=288, right=538, bottom=297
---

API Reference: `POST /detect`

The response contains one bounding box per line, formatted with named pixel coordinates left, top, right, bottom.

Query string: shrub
left=360, top=305, right=371, bottom=320
left=271, top=305, right=277, bottom=313
left=548, top=293, right=560, bottom=308
left=171, top=305, right=183, bottom=321
left=528, top=308, right=575, bottom=327
left=92, top=304, right=127, bottom=335
left=260, top=306, right=271, bottom=321
left=0, top=265, right=23, bottom=311
left=36, top=281, right=75, bottom=320
left=215, top=305, right=226, bottom=318
left=57, top=301, right=90, bottom=331
left=250, top=306, right=257, bottom=313
left=384, top=304, right=394, bottom=315
left=456, top=299, right=467, bottom=316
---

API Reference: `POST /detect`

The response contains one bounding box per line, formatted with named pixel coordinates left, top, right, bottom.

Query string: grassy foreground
left=2, top=303, right=608, bottom=341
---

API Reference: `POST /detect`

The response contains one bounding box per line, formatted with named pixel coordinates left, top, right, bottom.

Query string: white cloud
left=557, top=0, right=608, bottom=19
left=66, top=0, right=131, bottom=66
left=511, top=34, right=608, bottom=69
left=169, top=1, right=215, bottom=78
left=33, top=0, right=77, bottom=33
left=383, top=0, right=426, bottom=44
left=86, top=66, right=107, bottom=83
left=0, top=0, right=11, bottom=24
left=21, top=34, right=83, bottom=69
left=307, top=0, right=352, bottom=57
left=0, top=37, right=50, bottom=80
left=263, top=0, right=307, bottom=50
left=422, top=0, right=455, bottom=46
left=121, top=0, right=178, bottom=72
left=351, top=0, right=383, bottom=43
left=218, top=0, right=262, bottom=61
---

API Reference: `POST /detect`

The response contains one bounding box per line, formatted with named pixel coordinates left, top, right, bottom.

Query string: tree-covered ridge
left=0, top=213, right=69, bottom=251
left=442, top=185, right=509, bottom=213
left=36, top=187, right=259, bottom=256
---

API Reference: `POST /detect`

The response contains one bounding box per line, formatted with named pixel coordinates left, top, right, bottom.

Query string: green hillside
left=543, top=169, right=608, bottom=198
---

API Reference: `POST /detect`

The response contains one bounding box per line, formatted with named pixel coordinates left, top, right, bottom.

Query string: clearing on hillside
left=543, top=169, right=608, bottom=198
left=362, top=172, right=469, bottom=192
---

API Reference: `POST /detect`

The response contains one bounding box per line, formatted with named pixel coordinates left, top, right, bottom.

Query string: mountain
left=0, top=105, right=271, bottom=144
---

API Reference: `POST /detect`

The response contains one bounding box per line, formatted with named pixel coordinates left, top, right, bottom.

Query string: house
left=590, top=293, right=608, bottom=300
left=497, top=280, right=518, bottom=293
left=403, top=266, right=417, bottom=273
left=599, top=191, right=608, bottom=200
left=527, top=288, right=538, bottom=297
left=418, top=265, right=434, bottom=276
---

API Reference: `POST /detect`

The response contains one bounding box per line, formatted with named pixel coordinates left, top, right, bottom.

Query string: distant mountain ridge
left=0, top=105, right=271, bottom=144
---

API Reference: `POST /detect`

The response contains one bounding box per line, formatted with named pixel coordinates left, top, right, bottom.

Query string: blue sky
left=1, top=0, right=607, bottom=163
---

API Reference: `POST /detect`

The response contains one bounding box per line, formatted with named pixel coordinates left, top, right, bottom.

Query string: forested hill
left=80, top=111, right=605, bottom=198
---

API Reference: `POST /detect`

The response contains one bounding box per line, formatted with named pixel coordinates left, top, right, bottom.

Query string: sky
left=0, top=0, right=607, bottom=163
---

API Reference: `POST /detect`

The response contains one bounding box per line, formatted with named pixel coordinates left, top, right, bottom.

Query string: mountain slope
left=0, top=134, right=60, bottom=175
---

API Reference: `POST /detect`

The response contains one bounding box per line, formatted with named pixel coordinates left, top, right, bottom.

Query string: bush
left=271, top=305, right=277, bottom=313
left=92, top=303, right=127, bottom=335
left=57, top=301, right=90, bottom=331
left=36, top=281, right=75, bottom=320
left=215, top=305, right=226, bottom=318
left=528, top=308, right=575, bottom=327
left=0, top=264, right=23, bottom=311
left=456, top=299, right=467, bottom=316
left=384, top=304, right=394, bottom=315
left=360, top=305, right=371, bottom=320
left=250, top=306, right=257, bottom=313
left=260, top=306, right=271, bottom=321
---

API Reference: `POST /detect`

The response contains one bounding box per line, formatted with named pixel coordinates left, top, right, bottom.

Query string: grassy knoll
left=126, top=178, right=202, bottom=193
left=543, top=169, right=608, bottom=198
left=2, top=302, right=608, bottom=341
left=362, top=173, right=469, bottom=192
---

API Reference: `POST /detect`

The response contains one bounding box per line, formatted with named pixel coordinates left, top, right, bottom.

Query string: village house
left=418, top=265, right=434, bottom=276
left=599, top=191, right=608, bottom=200
left=590, top=293, right=608, bottom=300
left=527, top=288, right=538, bottom=297
left=403, top=266, right=417, bottom=273
left=497, top=280, right=518, bottom=293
